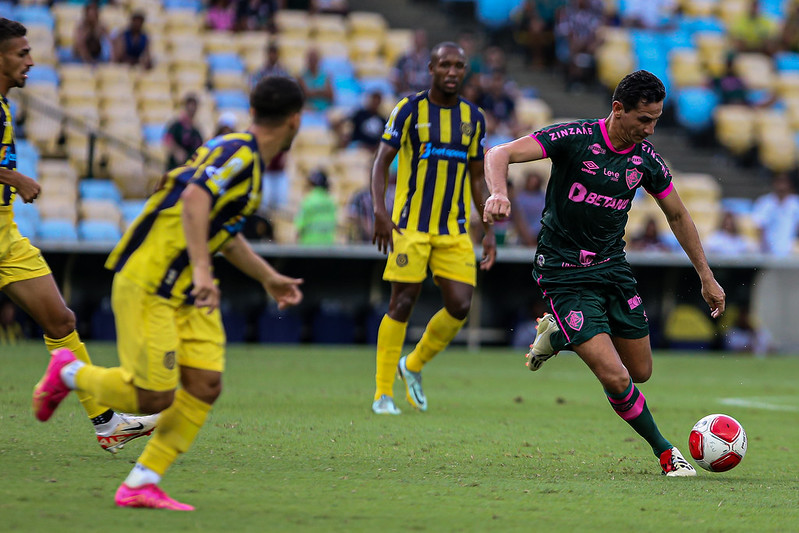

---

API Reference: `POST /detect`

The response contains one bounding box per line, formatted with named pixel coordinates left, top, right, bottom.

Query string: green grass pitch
left=1, top=342, right=797, bottom=532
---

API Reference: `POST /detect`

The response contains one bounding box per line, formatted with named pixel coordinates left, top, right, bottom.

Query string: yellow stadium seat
left=39, top=176, right=78, bottom=203
left=695, top=32, right=728, bottom=77
left=733, top=53, right=775, bottom=91
left=79, top=199, right=122, bottom=225
left=715, top=0, right=749, bottom=28
left=348, top=11, right=388, bottom=38
left=38, top=159, right=79, bottom=184
left=354, top=57, right=390, bottom=79
left=349, top=35, right=383, bottom=63
left=516, top=97, right=553, bottom=131
left=596, top=26, right=630, bottom=52
left=714, top=105, right=755, bottom=155
left=759, top=133, right=796, bottom=173
left=37, top=197, right=79, bottom=224
left=670, top=49, right=706, bottom=88
left=100, top=4, right=129, bottom=33
left=164, top=8, right=203, bottom=34
left=274, top=10, right=310, bottom=38
left=680, top=0, right=716, bottom=17
left=775, top=72, right=799, bottom=99
left=310, top=14, right=347, bottom=42
left=595, top=42, right=635, bottom=89
left=383, top=29, right=414, bottom=65
left=204, top=31, right=239, bottom=55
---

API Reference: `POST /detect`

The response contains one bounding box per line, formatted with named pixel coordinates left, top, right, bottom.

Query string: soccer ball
left=688, top=414, right=747, bottom=472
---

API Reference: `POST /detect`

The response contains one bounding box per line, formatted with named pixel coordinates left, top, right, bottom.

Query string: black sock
left=91, top=409, right=114, bottom=426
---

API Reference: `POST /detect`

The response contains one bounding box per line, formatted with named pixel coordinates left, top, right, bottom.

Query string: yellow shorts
left=112, top=273, right=226, bottom=392
left=0, top=211, right=51, bottom=291
left=383, top=229, right=476, bottom=286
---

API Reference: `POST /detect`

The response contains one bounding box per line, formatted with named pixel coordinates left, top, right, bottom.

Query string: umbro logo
left=581, top=161, right=598, bottom=175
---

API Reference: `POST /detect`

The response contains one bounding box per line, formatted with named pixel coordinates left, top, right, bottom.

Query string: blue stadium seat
left=332, top=77, right=362, bottom=110
left=14, top=217, right=37, bottom=240
left=0, top=2, right=15, bottom=18
left=15, top=140, right=39, bottom=179
left=321, top=56, right=355, bottom=82
left=25, top=65, right=59, bottom=87
left=14, top=5, right=55, bottom=30
left=679, top=16, right=725, bottom=35
left=213, top=90, right=250, bottom=110
left=163, top=0, right=202, bottom=11
left=775, top=52, right=799, bottom=72
left=78, top=220, right=122, bottom=242
left=760, top=0, right=787, bottom=19
left=79, top=179, right=122, bottom=203
left=13, top=197, right=41, bottom=225
left=142, top=123, right=166, bottom=145
left=675, top=87, right=719, bottom=133
left=208, top=53, right=245, bottom=73
left=121, top=199, right=147, bottom=226
left=359, top=77, right=394, bottom=99
left=476, top=0, right=520, bottom=29
left=38, top=219, right=78, bottom=241
left=720, top=197, right=754, bottom=215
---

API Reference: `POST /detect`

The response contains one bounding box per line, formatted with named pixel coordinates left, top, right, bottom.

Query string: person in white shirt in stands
left=751, top=173, right=799, bottom=256
left=705, top=211, right=758, bottom=256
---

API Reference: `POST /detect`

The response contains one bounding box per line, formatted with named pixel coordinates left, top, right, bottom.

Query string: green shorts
left=532, top=259, right=649, bottom=347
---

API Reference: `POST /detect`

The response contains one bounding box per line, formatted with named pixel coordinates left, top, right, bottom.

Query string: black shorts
left=532, top=260, right=649, bottom=346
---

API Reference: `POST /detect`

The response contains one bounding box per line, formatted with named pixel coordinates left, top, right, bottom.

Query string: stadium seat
left=213, top=90, right=250, bottom=111
left=13, top=197, right=41, bottom=226
left=475, top=0, right=518, bottom=29
left=14, top=217, right=37, bottom=240
left=79, top=179, right=123, bottom=203
left=208, top=53, right=246, bottom=74
left=664, top=304, right=716, bottom=350
left=720, top=197, right=754, bottom=216
left=80, top=199, right=123, bottom=226
left=26, top=65, right=59, bottom=87
left=121, top=199, right=147, bottom=227
left=38, top=218, right=78, bottom=241
left=774, top=52, right=799, bottom=73
left=15, top=5, right=55, bottom=30
left=670, top=49, right=706, bottom=88
left=163, top=0, right=202, bottom=11
left=675, top=87, right=719, bottom=133
left=714, top=105, right=756, bottom=155
left=78, top=219, right=122, bottom=242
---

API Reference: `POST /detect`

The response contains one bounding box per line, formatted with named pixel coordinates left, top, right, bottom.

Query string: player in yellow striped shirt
left=34, top=76, right=306, bottom=510
left=371, top=42, right=497, bottom=414
left=1, top=17, right=156, bottom=452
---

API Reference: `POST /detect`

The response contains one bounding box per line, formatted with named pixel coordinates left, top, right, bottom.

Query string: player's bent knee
left=43, top=308, right=77, bottom=339
left=601, top=371, right=633, bottom=395
left=629, top=366, right=652, bottom=383
left=138, top=389, right=175, bottom=413
left=446, top=300, right=471, bottom=320
left=184, top=378, right=222, bottom=405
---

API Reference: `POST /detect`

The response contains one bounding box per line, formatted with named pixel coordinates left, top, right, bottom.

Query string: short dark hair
left=430, top=41, right=463, bottom=62
left=250, top=76, right=304, bottom=126
left=612, top=70, right=666, bottom=112
left=0, top=18, right=27, bottom=50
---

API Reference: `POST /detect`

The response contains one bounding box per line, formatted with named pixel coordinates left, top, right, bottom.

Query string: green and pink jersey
left=530, top=118, right=673, bottom=268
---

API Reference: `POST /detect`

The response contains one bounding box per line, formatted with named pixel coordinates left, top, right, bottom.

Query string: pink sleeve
left=647, top=182, right=674, bottom=199
left=529, top=133, right=547, bottom=158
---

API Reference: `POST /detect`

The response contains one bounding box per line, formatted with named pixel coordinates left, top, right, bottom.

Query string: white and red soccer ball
left=688, top=414, right=747, bottom=472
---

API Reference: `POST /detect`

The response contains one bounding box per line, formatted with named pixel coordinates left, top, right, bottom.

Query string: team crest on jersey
left=163, top=351, right=176, bottom=370
left=626, top=168, right=643, bottom=189
left=396, top=253, right=409, bottom=267
left=565, top=310, right=584, bottom=331
left=579, top=249, right=596, bottom=266
left=460, top=122, right=473, bottom=136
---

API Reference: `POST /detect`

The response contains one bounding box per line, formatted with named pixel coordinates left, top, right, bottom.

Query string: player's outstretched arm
left=656, top=188, right=726, bottom=318
left=182, top=184, right=220, bottom=313
left=221, top=233, right=304, bottom=310
left=0, top=168, right=40, bottom=202
left=483, top=136, right=545, bottom=223
left=371, top=142, right=401, bottom=255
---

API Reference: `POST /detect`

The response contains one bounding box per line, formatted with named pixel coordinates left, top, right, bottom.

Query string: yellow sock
left=405, top=308, right=466, bottom=373
left=374, top=314, right=407, bottom=401
left=75, top=365, right=139, bottom=414
left=139, top=389, right=211, bottom=476
left=44, top=331, right=108, bottom=419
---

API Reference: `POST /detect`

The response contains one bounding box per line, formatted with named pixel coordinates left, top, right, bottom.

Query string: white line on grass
left=719, top=398, right=799, bottom=412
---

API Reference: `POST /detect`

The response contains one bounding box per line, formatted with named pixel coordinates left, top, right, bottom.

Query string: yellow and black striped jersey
left=106, top=133, right=264, bottom=303
left=0, top=96, right=18, bottom=207
left=381, top=90, right=485, bottom=235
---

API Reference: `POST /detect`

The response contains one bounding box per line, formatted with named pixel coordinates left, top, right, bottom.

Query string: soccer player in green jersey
left=1, top=18, right=156, bottom=453
left=370, top=42, right=497, bottom=415
left=483, top=70, right=726, bottom=476
left=33, top=76, right=306, bottom=510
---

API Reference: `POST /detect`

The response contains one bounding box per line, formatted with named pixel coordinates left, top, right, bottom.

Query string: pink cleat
left=115, top=483, right=195, bottom=511
left=32, top=348, right=76, bottom=422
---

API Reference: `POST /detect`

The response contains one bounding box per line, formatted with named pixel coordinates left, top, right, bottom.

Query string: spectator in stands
left=705, top=211, right=758, bottom=255
left=338, top=90, right=386, bottom=151
left=723, top=306, right=772, bottom=356
left=781, top=2, right=799, bottom=53
left=262, top=151, right=289, bottom=214
left=478, top=70, right=518, bottom=137
left=295, top=169, right=338, bottom=245
left=458, top=30, right=484, bottom=84
left=347, top=170, right=395, bottom=244
left=164, top=93, right=204, bottom=170
left=514, top=170, right=546, bottom=246
left=298, top=48, right=334, bottom=113
left=72, top=1, right=109, bottom=65
left=710, top=54, right=748, bottom=106
left=627, top=216, right=670, bottom=252
left=554, top=0, right=603, bottom=90
left=619, top=0, right=676, bottom=30
left=111, top=11, right=152, bottom=69
left=391, top=29, right=430, bottom=96
left=0, top=299, right=24, bottom=345
left=751, top=172, right=799, bottom=256
left=235, top=0, right=277, bottom=32
left=310, top=0, right=349, bottom=16
left=214, top=112, right=238, bottom=137
left=512, top=0, right=563, bottom=69
left=729, top=0, right=779, bottom=56
left=250, top=43, right=290, bottom=89
left=206, top=0, right=237, bottom=32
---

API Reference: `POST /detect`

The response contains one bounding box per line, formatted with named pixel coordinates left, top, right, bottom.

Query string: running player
left=482, top=70, right=726, bottom=476
left=371, top=42, right=496, bottom=415
left=0, top=17, right=156, bottom=452
left=32, top=76, right=306, bottom=510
